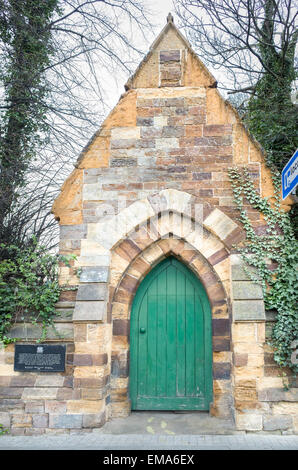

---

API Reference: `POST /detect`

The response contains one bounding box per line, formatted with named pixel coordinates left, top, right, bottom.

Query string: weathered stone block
left=204, top=125, right=232, bottom=136
left=74, top=324, right=87, bottom=342
left=210, top=392, right=234, bottom=419
left=11, top=413, right=32, bottom=428
left=56, top=388, right=80, bottom=400
left=22, top=388, right=58, bottom=400
left=234, top=365, right=264, bottom=379
left=81, top=388, right=106, bottom=400
left=82, top=412, right=106, bottom=428
left=111, top=127, right=140, bottom=140
left=208, top=248, right=229, bottom=267
left=236, top=413, right=262, bottom=431
left=72, top=353, right=92, bottom=366
left=257, top=377, right=284, bottom=390
left=160, top=50, right=181, bottom=63
left=204, top=208, right=238, bottom=241
left=80, top=267, right=109, bottom=283
left=213, top=351, right=231, bottom=363
left=213, top=362, right=231, bottom=380
left=137, top=117, right=154, bottom=126
left=263, top=415, right=292, bottom=431
left=60, top=225, right=87, bottom=240
left=234, top=353, right=248, bottom=367
left=154, top=116, right=168, bottom=126
left=82, top=184, right=103, bottom=200
left=72, top=301, right=106, bottom=321
left=10, top=376, right=36, bottom=387
left=76, top=283, right=107, bottom=301
left=155, top=137, right=179, bottom=149
left=7, top=324, right=41, bottom=340
left=231, top=264, right=260, bottom=281
left=110, top=401, right=131, bottom=418
left=141, top=126, right=162, bottom=138
left=234, top=387, right=257, bottom=402
left=77, top=255, right=110, bottom=267
left=67, top=399, right=104, bottom=413
left=233, top=342, right=264, bottom=355
left=7, top=322, right=72, bottom=340
left=212, top=318, right=230, bottom=336
left=0, top=399, right=25, bottom=411
left=272, top=402, right=298, bottom=415
left=113, top=319, right=130, bottom=336
left=162, top=126, right=185, bottom=138
left=24, top=401, right=44, bottom=413
left=192, top=172, right=211, bottom=180
left=233, top=281, right=263, bottom=300
left=73, top=364, right=108, bottom=379
left=49, top=414, right=82, bottom=429
left=235, top=378, right=256, bottom=389
left=213, top=337, right=230, bottom=352
left=233, top=301, right=265, bottom=321
left=32, top=414, right=49, bottom=428
left=35, top=376, right=64, bottom=387
left=110, top=158, right=137, bottom=167
left=25, top=428, right=46, bottom=436
left=0, top=411, right=10, bottom=428
left=10, top=427, right=26, bottom=435
left=47, top=323, right=74, bottom=340
left=45, top=401, right=67, bottom=414
left=0, top=387, right=24, bottom=398
left=110, top=138, right=136, bottom=149
left=247, top=354, right=264, bottom=367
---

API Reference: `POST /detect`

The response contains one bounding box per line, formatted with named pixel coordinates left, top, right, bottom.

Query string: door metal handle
left=140, top=327, right=146, bottom=334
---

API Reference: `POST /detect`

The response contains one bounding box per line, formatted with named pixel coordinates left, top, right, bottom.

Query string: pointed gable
left=125, top=15, right=216, bottom=90
left=53, top=14, right=292, bottom=225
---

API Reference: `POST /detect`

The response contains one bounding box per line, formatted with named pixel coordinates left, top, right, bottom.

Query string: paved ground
left=1, top=433, right=298, bottom=450
left=97, top=411, right=237, bottom=435
left=1, top=412, right=297, bottom=450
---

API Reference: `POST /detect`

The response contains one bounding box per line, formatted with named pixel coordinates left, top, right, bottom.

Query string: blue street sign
left=282, top=149, right=298, bottom=200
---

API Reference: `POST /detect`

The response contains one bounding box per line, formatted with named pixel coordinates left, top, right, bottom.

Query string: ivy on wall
left=0, top=240, right=75, bottom=344
left=229, top=167, right=298, bottom=373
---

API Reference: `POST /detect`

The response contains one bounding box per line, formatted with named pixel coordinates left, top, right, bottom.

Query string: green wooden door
left=130, top=256, right=212, bottom=410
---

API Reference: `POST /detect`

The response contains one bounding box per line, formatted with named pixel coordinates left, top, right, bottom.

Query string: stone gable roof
left=52, top=15, right=293, bottom=225
left=125, top=13, right=217, bottom=90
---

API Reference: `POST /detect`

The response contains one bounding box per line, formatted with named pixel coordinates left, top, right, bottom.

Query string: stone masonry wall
left=231, top=255, right=297, bottom=433
left=0, top=20, right=296, bottom=435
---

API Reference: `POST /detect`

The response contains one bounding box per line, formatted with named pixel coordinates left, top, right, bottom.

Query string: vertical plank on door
left=156, top=269, right=167, bottom=396
left=147, top=278, right=157, bottom=397
left=166, top=265, right=177, bottom=397
left=137, top=291, right=148, bottom=397
left=176, top=268, right=186, bottom=397
left=185, top=279, right=195, bottom=396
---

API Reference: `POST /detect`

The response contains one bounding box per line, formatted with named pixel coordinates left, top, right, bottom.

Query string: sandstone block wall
left=0, top=18, right=296, bottom=435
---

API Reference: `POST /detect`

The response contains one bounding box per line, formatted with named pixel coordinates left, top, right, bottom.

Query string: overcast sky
left=103, top=0, right=177, bottom=111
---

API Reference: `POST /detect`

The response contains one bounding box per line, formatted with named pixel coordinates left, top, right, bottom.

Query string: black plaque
left=14, top=344, right=66, bottom=372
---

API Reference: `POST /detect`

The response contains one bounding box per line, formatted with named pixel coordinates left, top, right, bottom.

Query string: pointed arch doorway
left=129, top=256, right=213, bottom=410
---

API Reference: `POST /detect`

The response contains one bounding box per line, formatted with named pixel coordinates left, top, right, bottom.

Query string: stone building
left=0, top=16, right=297, bottom=435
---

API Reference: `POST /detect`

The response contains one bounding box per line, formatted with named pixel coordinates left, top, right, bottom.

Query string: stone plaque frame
left=14, top=344, right=66, bottom=372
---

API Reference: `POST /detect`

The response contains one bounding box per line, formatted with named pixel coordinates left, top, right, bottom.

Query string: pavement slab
left=1, top=412, right=297, bottom=450
left=0, top=433, right=298, bottom=450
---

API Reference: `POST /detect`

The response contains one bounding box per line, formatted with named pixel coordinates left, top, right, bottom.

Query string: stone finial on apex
left=124, top=10, right=217, bottom=90
left=167, top=12, right=174, bottom=23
